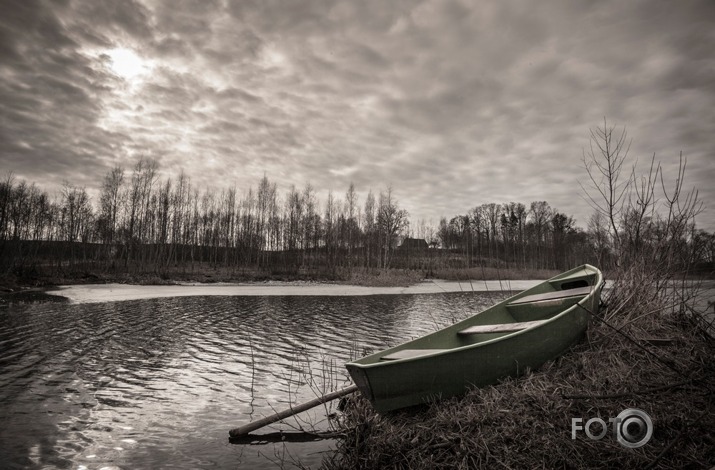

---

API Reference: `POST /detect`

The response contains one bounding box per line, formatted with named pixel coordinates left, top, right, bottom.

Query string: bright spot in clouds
left=105, top=48, right=151, bottom=81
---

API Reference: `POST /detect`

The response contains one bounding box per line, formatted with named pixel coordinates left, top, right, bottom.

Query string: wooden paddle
left=229, top=384, right=359, bottom=438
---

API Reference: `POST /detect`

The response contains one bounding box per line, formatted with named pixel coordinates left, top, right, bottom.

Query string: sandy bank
left=49, top=279, right=542, bottom=304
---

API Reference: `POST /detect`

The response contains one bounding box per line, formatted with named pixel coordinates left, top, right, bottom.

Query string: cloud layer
left=1, top=0, right=713, bottom=230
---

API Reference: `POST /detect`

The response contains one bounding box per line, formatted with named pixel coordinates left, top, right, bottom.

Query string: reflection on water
left=0, top=291, right=509, bottom=469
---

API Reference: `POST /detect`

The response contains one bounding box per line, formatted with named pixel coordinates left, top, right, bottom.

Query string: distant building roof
left=399, top=238, right=429, bottom=250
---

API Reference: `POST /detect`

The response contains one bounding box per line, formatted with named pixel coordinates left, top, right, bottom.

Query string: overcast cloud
left=1, top=0, right=713, bottom=231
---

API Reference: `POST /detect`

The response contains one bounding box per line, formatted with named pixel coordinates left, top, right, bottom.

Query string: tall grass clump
left=322, top=121, right=713, bottom=469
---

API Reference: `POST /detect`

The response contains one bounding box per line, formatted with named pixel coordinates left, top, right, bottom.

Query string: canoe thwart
left=380, top=348, right=450, bottom=361
left=508, top=286, right=592, bottom=306
left=457, top=319, right=548, bottom=335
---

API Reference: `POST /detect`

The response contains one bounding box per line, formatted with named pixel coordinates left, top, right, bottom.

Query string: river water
left=0, top=289, right=513, bottom=469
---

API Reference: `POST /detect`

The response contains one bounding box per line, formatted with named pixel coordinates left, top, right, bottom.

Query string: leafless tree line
left=431, top=122, right=714, bottom=276
left=580, top=119, right=714, bottom=277
left=1, top=121, right=712, bottom=280
left=0, top=163, right=413, bottom=278
left=433, top=200, right=591, bottom=271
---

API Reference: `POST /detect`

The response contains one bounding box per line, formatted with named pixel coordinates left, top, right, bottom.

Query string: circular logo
left=615, top=408, right=653, bottom=448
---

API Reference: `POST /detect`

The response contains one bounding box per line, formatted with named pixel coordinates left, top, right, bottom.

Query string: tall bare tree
left=580, top=118, right=631, bottom=255
left=59, top=182, right=92, bottom=266
left=344, top=182, right=359, bottom=263
left=377, top=187, right=408, bottom=269
left=529, top=201, right=552, bottom=269
left=98, top=166, right=124, bottom=248
left=363, top=189, right=376, bottom=268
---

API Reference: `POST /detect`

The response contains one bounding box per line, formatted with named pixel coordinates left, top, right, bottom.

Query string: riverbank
left=1, top=266, right=560, bottom=288
left=325, top=319, right=713, bottom=469
left=322, top=271, right=715, bottom=469
left=0, top=266, right=558, bottom=301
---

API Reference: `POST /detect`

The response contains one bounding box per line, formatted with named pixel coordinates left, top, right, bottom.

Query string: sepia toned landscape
left=1, top=1, right=713, bottom=469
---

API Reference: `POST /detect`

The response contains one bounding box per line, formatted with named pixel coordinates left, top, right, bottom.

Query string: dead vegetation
left=427, top=266, right=559, bottom=282
left=322, top=266, right=714, bottom=469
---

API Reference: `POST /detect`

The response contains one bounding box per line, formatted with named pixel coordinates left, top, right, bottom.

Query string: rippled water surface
left=0, top=291, right=510, bottom=469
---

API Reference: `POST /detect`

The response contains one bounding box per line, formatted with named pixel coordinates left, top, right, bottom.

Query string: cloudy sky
left=1, top=0, right=713, bottom=231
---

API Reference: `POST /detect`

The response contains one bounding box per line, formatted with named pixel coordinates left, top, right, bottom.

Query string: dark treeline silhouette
left=1, top=154, right=713, bottom=283
left=434, top=201, right=588, bottom=271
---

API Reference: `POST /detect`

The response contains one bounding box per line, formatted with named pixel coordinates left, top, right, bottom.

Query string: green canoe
left=345, top=264, right=604, bottom=413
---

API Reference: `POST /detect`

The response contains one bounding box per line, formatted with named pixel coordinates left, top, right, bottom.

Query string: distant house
left=399, top=238, right=429, bottom=251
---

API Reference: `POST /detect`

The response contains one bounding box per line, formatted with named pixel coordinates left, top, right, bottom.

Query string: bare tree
left=363, top=190, right=376, bottom=268
left=123, top=157, right=158, bottom=268
left=344, top=182, right=359, bottom=263
left=529, top=201, right=552, bottom=269
left=98, top=166, right=124, bottom=248
left=587, top=211, right=610, bottom=267
left=550, top=211, right=576, bottom=270
left=484, top=203, right=501, bottom=266
left=59, top=182, right=92, bottom=266
left=284, top=185, right=302, bottom=252
left=324, top=190, right=341, bottom=269
left=377, top=187, right=408, bottom=269
left=0, top=173, right=14, bottom=248
left=301, top=183, right=317, bottom=268
left=580, top=118, right=631, bottom=254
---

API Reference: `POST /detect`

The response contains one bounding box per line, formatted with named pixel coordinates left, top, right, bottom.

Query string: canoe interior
left=348, top=265, right=602, bottom=366
left=345, top=264, right=603, bottom=412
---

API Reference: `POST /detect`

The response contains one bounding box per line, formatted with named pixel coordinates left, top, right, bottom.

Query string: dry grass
left=323, top=266, right=714, bottom=469
left=429, top=266, right=559, bottom=282
left=3, top=263, right=562, bottom=291
left=339, top=268, right=426, bottom=287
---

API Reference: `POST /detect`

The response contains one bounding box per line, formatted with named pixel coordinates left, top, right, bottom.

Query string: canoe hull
left=345, top=265, right=603, bottom=413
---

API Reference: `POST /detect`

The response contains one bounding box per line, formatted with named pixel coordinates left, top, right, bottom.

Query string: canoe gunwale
left=507, top=285, right=593, bottom=305
left=349, top=300, right=589, bottom=368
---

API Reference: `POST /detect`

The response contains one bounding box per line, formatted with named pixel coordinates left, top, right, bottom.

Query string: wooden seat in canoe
left=457, top=319, right=548, bottom=335
left=508, top=286, right=592, bottom=306
left=380, top=349, right=450, bottom=361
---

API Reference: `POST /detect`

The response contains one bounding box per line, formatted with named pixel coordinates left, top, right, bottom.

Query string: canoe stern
left=346, top=363, right=374, bottom=402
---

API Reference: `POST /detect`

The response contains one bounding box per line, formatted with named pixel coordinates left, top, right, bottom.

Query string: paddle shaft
left=229, top=384, right=359, bottom=438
